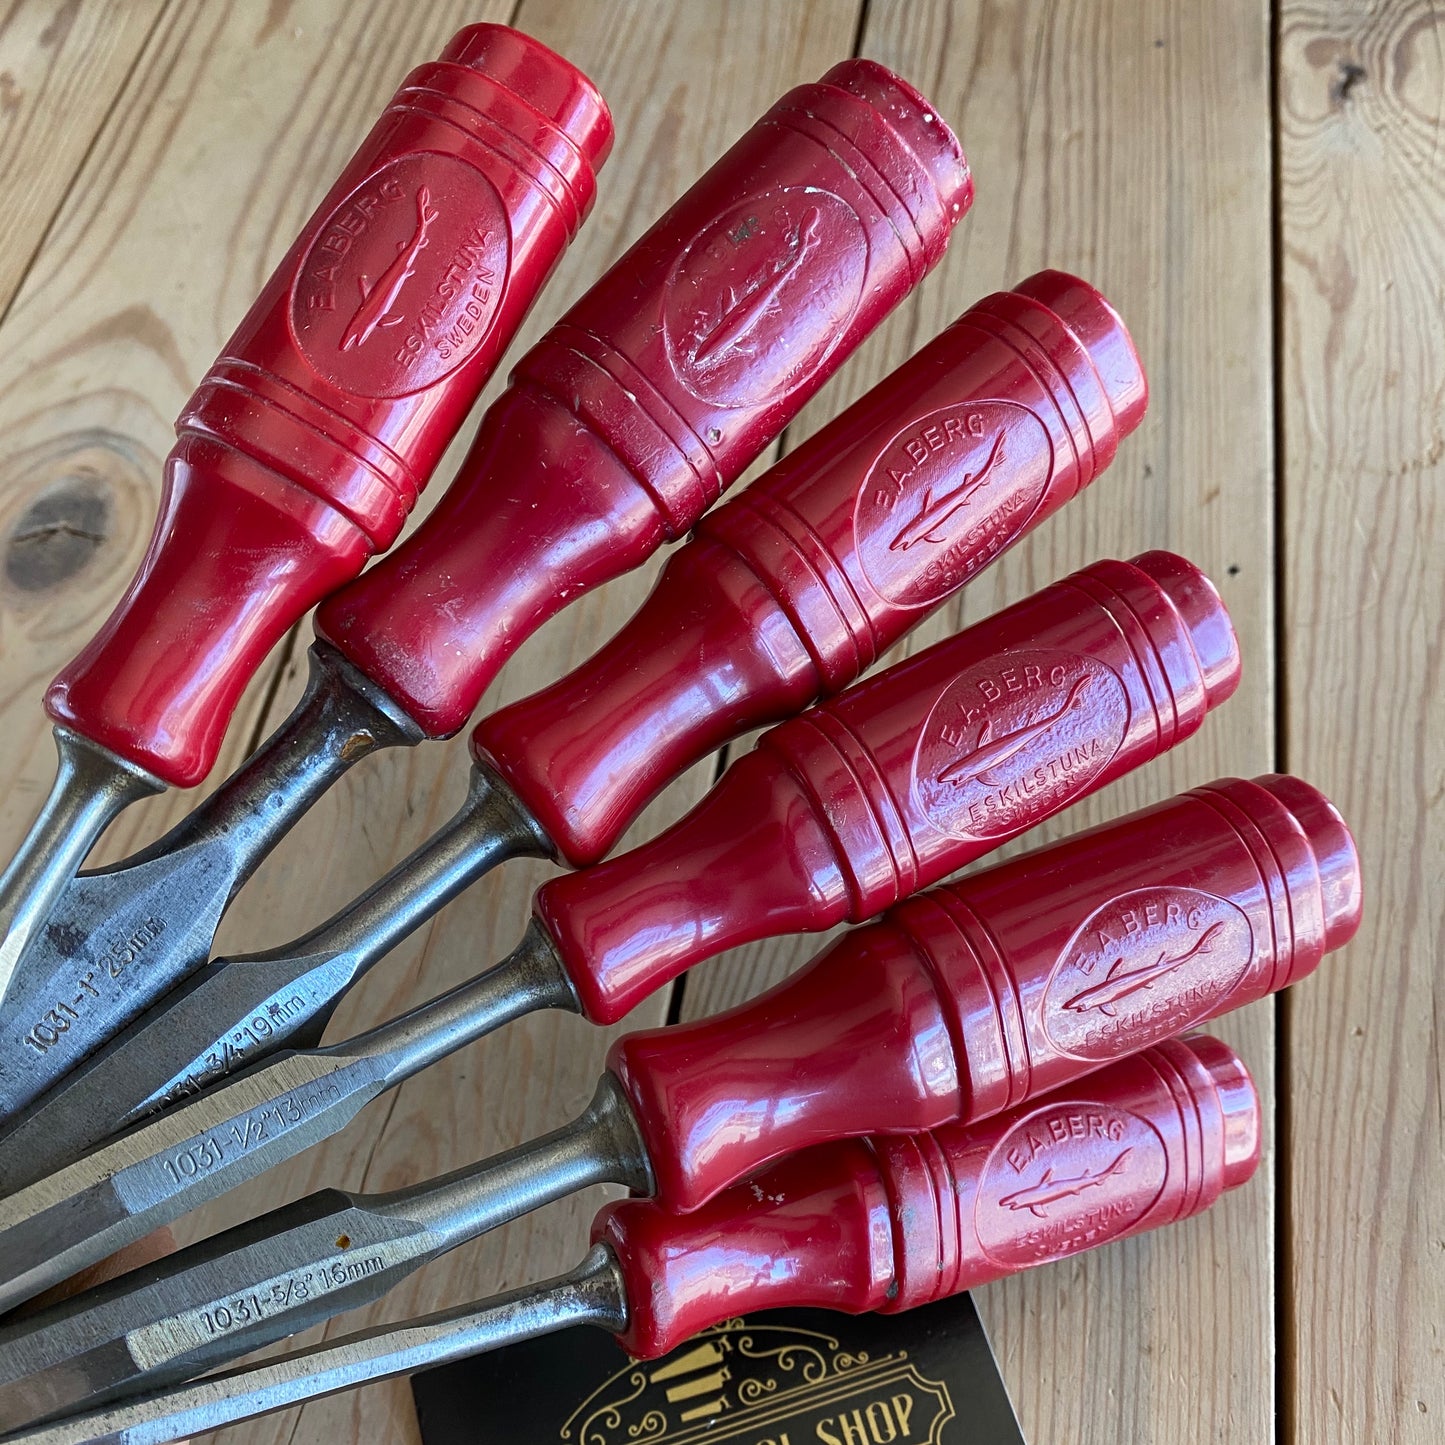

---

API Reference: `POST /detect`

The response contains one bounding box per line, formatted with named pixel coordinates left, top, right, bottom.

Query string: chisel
left=0, top=57, right=971, bottom=1119
left=0, top=24, right=612, bottom=1007
left=0, top=1033, right=1261, bottom=1439
left=0, top=764, right=1356, bottom=1423
left=0, top=270, right=1146, bottom=1164
left=0, top=548, right=1233, bottom=1279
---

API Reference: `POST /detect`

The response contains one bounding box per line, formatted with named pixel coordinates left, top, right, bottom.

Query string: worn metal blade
left=0, top=645, right=424, bottom=1124
left=0, top=763, right=551, bottom=1189
left=0, top=730, right=161, bottom=1020
left=0, top=1079, right=647, bottom=1430
left=0, top=928, right=581, bottom=1314
left=0, top=1049, right=389, bottom=1316
left=0, top=1246, right=626, bottom=1445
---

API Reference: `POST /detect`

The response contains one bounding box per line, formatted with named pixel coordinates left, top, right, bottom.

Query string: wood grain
left=0, top=0, right=164, bottom=315
left=1278, top=4, right=1445, bottom=1441
left=1, top=1, right=1433, bottom=1442
left=679, top=2, right=1278, bottom=1442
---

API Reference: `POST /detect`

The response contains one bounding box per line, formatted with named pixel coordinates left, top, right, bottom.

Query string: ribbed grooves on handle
left=515, top=325, right=721, bottom=533
left=1146, top=1038, right=1211, bottom=1223
left=764, top=106, right=933, bottom=285
left=916, top=887, right=1034, bottom=1117
left=439, top=24, right=611, bottom=168
left=431, top=23, right=610, bottom=224
left=1062, top=564, right=1185, bottom=752
left=772, top=64, right=965, bottom=281
left=765, top=707, right=921, bottom=919
left=819, top=58, right=970, bottom=235
left=704, top=489, right=875, bottom=685
left=1188, top=780, right=1303, bottom=997
left=961, top=303, right=1093, bottom=487
left=183, top=361, right=414, bottom=543
left=392, top=68, right=592, bottom=236
left=872, top=1127, right=963, bottom=1312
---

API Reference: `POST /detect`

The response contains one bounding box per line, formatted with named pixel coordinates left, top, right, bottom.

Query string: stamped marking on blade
left=291, top=153, right=510, bottom=398
left=127, top=1250, right=388, bottom=1369
left=913, top=650, right=1129, bottom=840
left=154, top=990, right=312, bottom=1111
left=111, top=1074, right=344, bottom=1214
left=662, top=188, right=868, bottom=410
left=15, top=916, right=166, bottom=1062
left=855, top=401, right=1054, bottom=608
left=1043, top=888, right=1255, bottom=1061
left=976, top=1102, right=1166, bottom=1268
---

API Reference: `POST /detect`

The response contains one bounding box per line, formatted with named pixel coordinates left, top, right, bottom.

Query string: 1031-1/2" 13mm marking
left=158, top=1078, right=344, bottom=1186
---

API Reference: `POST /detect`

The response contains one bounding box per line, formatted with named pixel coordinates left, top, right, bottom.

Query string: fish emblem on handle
left=692, top=205, right=823, bottom=365
left=937, top=675, right=1091, bottom=787
left=888, top=431, right=1009, bottom=552
left=998, top=1148, right=1134, bottom=1218
left=339, top=186, right=439, bottom=352
left=1062, top=922, right=1228, bottom=1018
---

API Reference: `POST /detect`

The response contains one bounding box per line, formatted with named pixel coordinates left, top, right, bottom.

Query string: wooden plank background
left=0, top=1, right=1437, bottom=1441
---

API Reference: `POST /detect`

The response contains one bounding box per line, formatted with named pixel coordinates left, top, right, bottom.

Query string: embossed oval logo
left=1042, top=887, right=1254, bottom=1062
left=913, top=650, right=1129, bottom=840
left=662, top=188, right=868, bottom=410
left=291, top=153, right=510, bottom=399
left=855, top=401, right=1055, bottom=608
left=976, top=1101, right=1167, bottom=1269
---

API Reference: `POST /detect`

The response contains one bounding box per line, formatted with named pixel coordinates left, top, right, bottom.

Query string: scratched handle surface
left=475, top=270, right=1147, bottom=865
left=45, top=25, right=610, bottom=786
left=315, top=59, right=973, bottom=738
left=540, top=550, right=1241, bottom=1025
left=608, top=773, right=1358, bottom=1212
left=597, top=1034, right=1259, bottom=1357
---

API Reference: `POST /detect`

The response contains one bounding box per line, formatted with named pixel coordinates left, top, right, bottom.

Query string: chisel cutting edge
left=0, top=1035, right=1260, bottom=1442
left=0, top=56, right=971, bottom=1120
left=0, top=24, right=613, bottom=1013
left=0, top=270, right=1146, bottom=1170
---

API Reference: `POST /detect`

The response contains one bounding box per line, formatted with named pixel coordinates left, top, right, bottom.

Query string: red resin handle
left=539, top=550, right=1240, bottom=1025
left=609, top=773, right=1358, bottom=1211
left=475, top=270, right=1147, bottom=865
left=597, top=1034, right=1260, bottom=1358
left=45, top=25, right=610, bottom=787
left=315, top=60, right=973, bottom=737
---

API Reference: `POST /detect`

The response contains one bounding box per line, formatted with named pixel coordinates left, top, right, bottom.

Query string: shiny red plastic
left=315, top=60, right=973, bottom=738
left=46, top=25, right=611, bottom=787
left=608, top=773, right=1358, bottom=1211
left=474, top=270, right=1148, bottom=865
left=539, top=551, right=1240, bottom=1026
left=597, top=1034, right=1259, bottom=1358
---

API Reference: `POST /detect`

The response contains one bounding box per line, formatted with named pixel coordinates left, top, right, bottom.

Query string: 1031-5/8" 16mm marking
left=196, top=1254, right=387, bottom=1339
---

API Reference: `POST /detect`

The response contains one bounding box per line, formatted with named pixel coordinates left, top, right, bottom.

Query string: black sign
left=414, top=1295, right=1025, bottom=1445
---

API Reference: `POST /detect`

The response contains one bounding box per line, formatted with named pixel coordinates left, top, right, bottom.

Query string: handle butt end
left=1129, top=550, right=1241, bottom=709
left=826, top=61, right=971, bottom=216
left=1252, top=773, right=1363, bottom=952
left=439, top=24, right=613, bottom=170
left=1013, top=269, right=1148, bottom=437
left=1177, top=1033, right=1261, bottom=1190
left=819, top=60, right=972, bottom=223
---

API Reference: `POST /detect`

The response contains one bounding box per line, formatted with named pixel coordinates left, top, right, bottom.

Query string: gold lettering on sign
left=561, top=1323, right=952, bottom=1445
